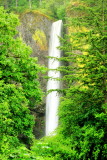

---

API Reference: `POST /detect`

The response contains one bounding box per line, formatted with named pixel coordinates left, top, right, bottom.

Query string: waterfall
left=46, top=20, right=63, bottom=136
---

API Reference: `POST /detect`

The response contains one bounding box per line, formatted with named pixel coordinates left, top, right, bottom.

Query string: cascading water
left=46, top=20, right=63, bottom=136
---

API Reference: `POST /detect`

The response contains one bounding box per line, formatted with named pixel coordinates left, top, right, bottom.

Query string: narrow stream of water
left=46, top=20, right=63, bottom=136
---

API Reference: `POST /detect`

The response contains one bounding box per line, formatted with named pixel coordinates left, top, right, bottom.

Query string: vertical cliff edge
left=18, top=10, right=53, bottom=138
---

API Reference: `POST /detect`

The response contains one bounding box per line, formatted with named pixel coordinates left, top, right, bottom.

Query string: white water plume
left=46, top=20, right=63, bottom=136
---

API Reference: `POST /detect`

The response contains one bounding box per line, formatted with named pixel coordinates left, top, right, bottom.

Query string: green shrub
left=0, top=7, right=42, bottom=159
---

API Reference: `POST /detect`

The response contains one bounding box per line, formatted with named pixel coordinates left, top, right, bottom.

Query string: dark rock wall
left=18, top=11, right=53, bottom=138
left=18, top=11, right=52, bottom=65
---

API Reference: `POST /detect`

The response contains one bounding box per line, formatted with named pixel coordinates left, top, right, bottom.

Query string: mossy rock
left=18, top=10, right=53, bottom=65
left=32, top=29, right=47, bottom=51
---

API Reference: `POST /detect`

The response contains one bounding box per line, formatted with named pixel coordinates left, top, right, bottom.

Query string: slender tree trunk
left=29, top=0, right=32, bottom=9
left=39, top=0, right=42, bottom=6
left=102, top=0, right=107, bottom=104
left=4, top=0, right=8, bottom=9
left=16, top=0, right=18, bottom=8
left=102, top=0, right=105, bottom=29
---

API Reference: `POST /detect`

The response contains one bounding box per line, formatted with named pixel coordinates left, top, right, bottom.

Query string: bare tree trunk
left=29, top=0, right=32, bottom=9
left=102, top=0, right=107, bottom=105
left=16, top=0, right=18, bottom=8
left=4, top=0, right=8, bottom=9
left=39, top=0, right=42, bottom=6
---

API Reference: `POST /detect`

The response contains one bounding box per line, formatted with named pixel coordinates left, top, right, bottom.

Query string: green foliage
left=40, top=0, right=70, bottom=20
left=0, top=0, right=68, bottom=20
left=0, top=0, right=40, bottom=12
left=58, top=87, right=107, bottom=159
left=57, top=0, right=107, bottom=159
left=0, top=7, right=42, bottom=158
left=32, top=29, right=47, bottom=51
left=0, top=137, right=36, bottom=160
left=31, top=135, right=73, bottom=160
left=0, top=0, right=107, bottom=159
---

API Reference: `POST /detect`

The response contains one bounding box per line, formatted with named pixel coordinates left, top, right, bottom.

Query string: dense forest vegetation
left=0, top=0, right=107, bottom=159
left=0, top=0, right=67, bottom=19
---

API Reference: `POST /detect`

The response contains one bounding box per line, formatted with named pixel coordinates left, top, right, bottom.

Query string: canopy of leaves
left=57, top=0, right=107, bottom=159
left=0, top=7, right=42, bottom=159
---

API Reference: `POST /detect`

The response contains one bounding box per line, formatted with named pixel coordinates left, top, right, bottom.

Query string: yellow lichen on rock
left=32, top=29, right=47, bottom=51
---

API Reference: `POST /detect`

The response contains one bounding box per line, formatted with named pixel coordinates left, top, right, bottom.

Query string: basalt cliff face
left=18, top=11, right=53, bottom=138
left=18, top=10, right=52, bottom=65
